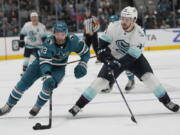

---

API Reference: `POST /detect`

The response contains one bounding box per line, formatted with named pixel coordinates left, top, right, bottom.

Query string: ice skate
left=125, top=80, right=135, bottom=91
left=29, top=105, right=41, bottom=117
left=0, top=104, right=12, bottom=116
left=69, top=105, right=81, bottom=116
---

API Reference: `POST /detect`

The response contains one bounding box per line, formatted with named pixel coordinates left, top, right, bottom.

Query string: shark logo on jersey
left=69, top=34, right=75, bottom=40
left=115, top=40, right=130, bottom=54
left=47, top=39, right=53, bottom=45
left=57, top=50, right=69, bottom=57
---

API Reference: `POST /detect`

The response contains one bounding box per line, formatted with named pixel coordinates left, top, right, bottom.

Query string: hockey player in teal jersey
left=0, top=21, right=90, bottom=117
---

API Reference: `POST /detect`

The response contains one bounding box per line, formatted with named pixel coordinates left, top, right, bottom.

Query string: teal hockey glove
left=74, top=61, right=87, bottom=79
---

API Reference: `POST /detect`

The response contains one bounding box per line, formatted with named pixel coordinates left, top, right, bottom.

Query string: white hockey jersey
left=20, top=22, right=46, bottom=48
left=100, top=21, right=146, bottom=59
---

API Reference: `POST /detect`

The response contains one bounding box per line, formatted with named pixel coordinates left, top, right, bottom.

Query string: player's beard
left=56, top=39, right=65, bottom=45
left=121, top=22, right=134, bottom=32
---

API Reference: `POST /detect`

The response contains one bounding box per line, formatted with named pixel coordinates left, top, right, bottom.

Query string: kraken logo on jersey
left=28, top=31, right=37, bottom=42
left=115, top=40, right=129, bottom=55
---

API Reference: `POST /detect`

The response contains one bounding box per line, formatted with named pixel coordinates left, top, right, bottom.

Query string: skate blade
left=28, top=115, right=35, bottom=119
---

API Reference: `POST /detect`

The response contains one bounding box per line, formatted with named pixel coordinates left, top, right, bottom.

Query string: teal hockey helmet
left=53, top=21, right=68, bottom=34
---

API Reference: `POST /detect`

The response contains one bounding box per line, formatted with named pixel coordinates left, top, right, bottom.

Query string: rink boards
left=0, top=28, right=180, bottom=60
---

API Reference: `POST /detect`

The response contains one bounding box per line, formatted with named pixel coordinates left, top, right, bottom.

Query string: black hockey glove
left=19, top=40, right=25, bottom=48
left=105, top=59, right=121, bottom=71
left=97, top=47, right=112, bottom=63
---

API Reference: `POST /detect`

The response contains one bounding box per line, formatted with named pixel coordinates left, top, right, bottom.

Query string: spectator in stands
left=165, top=11, right=175, bottom=27
left=0, top=0, right=179, bottom=37
left=144, top=10, right=158, bottom=29
left=10, top=17, right=18, bottom=29
left=160, top=20, right=170, bottom=29
left=157, top=0, right=171, bottom=13
left=1, top=17, right=12, bottom=36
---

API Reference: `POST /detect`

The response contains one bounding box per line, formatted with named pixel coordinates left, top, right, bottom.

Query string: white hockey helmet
left=120, top=6, right=138, bottom=20
left=30, top=12, right=38, bottom=17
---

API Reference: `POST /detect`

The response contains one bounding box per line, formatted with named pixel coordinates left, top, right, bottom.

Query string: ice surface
left=0, top=50, right=180, bottom=135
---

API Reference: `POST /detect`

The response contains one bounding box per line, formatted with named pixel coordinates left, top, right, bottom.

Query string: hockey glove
left=97, top=47, right=112, bottom=63
left=105, top=59, right=121, bottom=71
left=42, top=74, right=56, bottom=91
left=74, top=61, right=87, bottom=79
left=19, top=40, right=25, bottom=48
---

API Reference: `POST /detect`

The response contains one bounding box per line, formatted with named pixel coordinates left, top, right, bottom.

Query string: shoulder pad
left=69, top=33, right=78, bottom=41
left=138, top=30, right=145, bottom=37
left=137, top=26, right=145, bottom=37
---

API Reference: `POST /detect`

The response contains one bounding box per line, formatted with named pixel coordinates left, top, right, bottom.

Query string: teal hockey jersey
left=38, top=33, right=90, bottom=74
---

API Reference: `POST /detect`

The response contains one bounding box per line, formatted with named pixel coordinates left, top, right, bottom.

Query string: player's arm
left=41, top=24, right=49, bottom=42
left=98, top=36, right=136, bottom=69
left=98, top=25, right=145, bottom=69
left=39, top=37, right=55, bottom=75
left=97, top=24, right=113, bottom=63
left=72, top=35, right=90, bottom=79
left=111, top=33, right=145, bottom=70
left=121, top=31, right=146, bottom=67
left=73, top=35, right=90, bottom=63
left=19, top=23, right=27, bottom=48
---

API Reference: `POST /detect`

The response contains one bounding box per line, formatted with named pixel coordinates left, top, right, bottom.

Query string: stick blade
left=33, top=123, right=51, bottom=130
left=131, top=116, right=137, bottom=124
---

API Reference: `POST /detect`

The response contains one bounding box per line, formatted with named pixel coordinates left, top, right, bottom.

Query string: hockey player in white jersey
left=69, top=6, right=179, bottom=116
left=19, top=11, right=47, bottom=75
left=101, top=14, right=135, bottom=93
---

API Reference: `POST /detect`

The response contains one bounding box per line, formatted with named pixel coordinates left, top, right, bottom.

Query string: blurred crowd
left=0, top=0, right=180, bottom=37
left=144, top=0, right=180, bottom=29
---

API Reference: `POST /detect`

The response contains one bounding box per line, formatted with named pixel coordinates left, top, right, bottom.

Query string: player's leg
left=29, top=66, right=65, bottom=116
left=91, top=33, right=100, bottom=63
left=134, top=55, right=179, bottom=112
left=28, top=48, right=39, bottom=66
left=125, top=70, right=135, bottom=91
left=0, top=60, right=41, bottom=116
left=101, top=80, right=114, bottom=93
left=84, top=34, right=92, bottom=48
left=21, top=48, right=33, bottom=76
left=69, top=64, right=123, bottom=116
left=101, top=70, right=135, bottom=93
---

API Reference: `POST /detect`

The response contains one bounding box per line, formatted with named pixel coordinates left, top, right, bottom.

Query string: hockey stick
left=67, top=55, right=96, bottom=64
left=110, top=70, right=137, bottom=123
left=32, top=55, right=96, bottom=130
left=33, top=92, right=52, bottom=130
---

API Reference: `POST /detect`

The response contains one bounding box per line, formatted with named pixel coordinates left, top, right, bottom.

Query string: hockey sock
left=158, top=92, right=170, bottom=104
left=126, top=71, right=134, bottom=81
left=7, top=87, right=24, bottom=107
left=153, top=84, right=166, bottom=99
left=36, top=89, right=51, bottom=107
left=76, top=87, right=97, bottom=108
